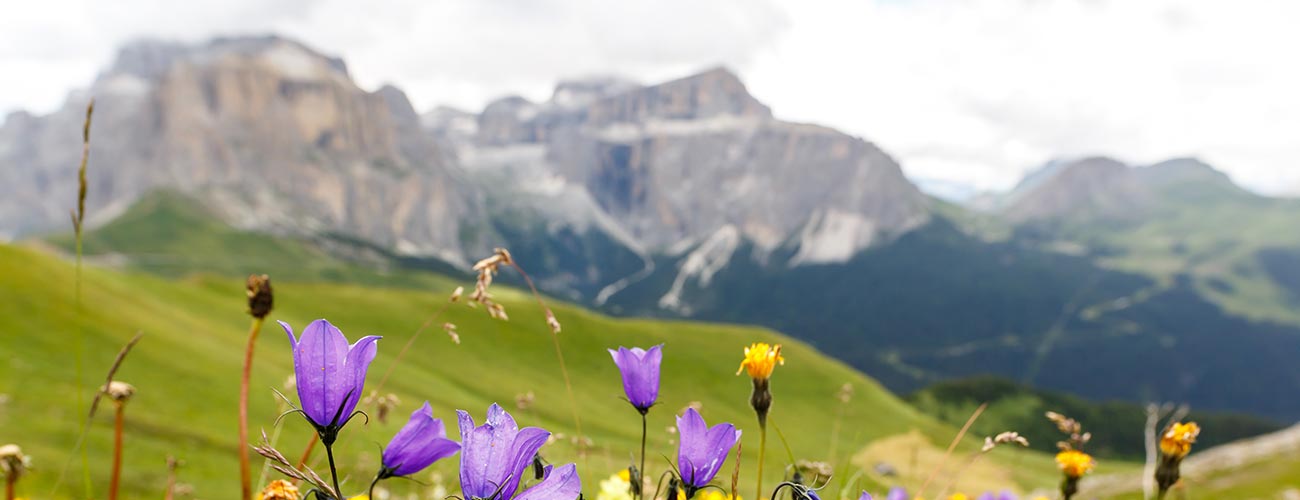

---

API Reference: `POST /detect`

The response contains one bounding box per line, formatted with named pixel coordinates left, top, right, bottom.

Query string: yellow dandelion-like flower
left=596, top=469, right=633, bottom=500
left=699, top=490, right=744, bottom=500
left=257, top=479, right=301, bottom=500
left=737, top=343, right=784, bottom=380
left=1055, top=450, right=1096, bottom=478
left=1160, top=421, right=1200, bottom=459
left=948, top=494, right=969, bottom=500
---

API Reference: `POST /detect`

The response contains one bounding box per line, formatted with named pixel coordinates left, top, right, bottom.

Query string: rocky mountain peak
left=1002, top=156, right=1149, bottom=222
left=584, top=66, right=771, bottom=126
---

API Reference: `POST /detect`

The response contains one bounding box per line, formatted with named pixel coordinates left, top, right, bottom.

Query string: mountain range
left=5, top=35, right=1300, bottom=420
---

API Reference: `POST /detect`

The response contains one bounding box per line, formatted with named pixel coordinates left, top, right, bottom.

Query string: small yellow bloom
left=348, top=496, right=370, bottom=500
left=1160, top=421, right=1200, bottom=459
left=737, top=343, right=784, bottom=380
left=1055, top=450, right=1095, bottom=478
left=698, top=491, right=743, bottom=500
left=257, top=479, right=301, bottom=500
left=597, top=470, right=633, bottom=500
left=948, top=494, right=968, bottom=500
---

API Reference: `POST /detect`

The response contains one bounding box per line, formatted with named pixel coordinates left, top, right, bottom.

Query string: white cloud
left=2, top=0, right=1297, bottom=195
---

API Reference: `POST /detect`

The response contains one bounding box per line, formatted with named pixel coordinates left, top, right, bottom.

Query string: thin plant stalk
left=109, top=403, right=125, bottom=500
left=73, top=99, right=95, bottom=499
left=373, top=301, right=452, bottom=395
left=508, top=262, right=583, bottom=449
left=5, top=474, right=14, bottom=500
left=915, top=403, right=987, bottom=499
left=239, top=317, right=266, bottom=500
left=639, top=412, right=648, bottom=500
left=755, top=423, right=767, bottom=500
left=323, top=443, right=343, bottom=500
left=296, top=435, right=319, bottom=470
left=164, top=456, right=179, bottom=500
left=935, top=452, right=984, bottom=499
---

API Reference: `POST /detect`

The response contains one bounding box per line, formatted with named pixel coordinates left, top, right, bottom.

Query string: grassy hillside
left=907, top=377, right=1283, bottom=459
left=0, top=235, right=1063, bottom=499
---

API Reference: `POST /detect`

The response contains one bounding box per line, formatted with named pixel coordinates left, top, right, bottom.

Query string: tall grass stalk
left=71, top=98, right=95, bottom=499
left=915, top=402, right=987, bottom=499
left=508, top=261, right=584, bottom=452
left=107, top=403, right=125, bottom=500
left=239, top=316, right=266, bottom=500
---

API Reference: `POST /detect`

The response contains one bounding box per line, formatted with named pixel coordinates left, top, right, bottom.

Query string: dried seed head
left=545, top=310, right=561, bottom=335
left=795, top=459, right=834, bottom=477
left=0, top=444, right=30, bottom=479
left=450, top=286, right=464, bottom=303
left=983, top=431, right=1030, bottom=452
left=488, top=302, right=509, bottom=321
left=102, top=381, right=137, bottom=403
left=515, top=391, right=535, bottom=410
left=443, top=322, right=461, bottom=344
left=259, top=479, right=302, bottom=500
left=246, top=274, right=274, bottom=319
left=494, top=247, right=514, bottom=266
left=365, top=392, right=401, bottom=424
left=837, top=383, right=854, bottom=403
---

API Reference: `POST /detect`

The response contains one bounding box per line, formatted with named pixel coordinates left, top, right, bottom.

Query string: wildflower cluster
left=1155, top=421, right=1200, bottom=498
left=1046, top=412, right=1095, bottom=500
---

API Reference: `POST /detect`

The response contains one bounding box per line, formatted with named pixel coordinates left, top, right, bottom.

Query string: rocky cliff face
left=0, top=36, right=481, bottom=262
left=1, top=36, right=931, bottom=303
left=448, top=67, right=930, bottom=269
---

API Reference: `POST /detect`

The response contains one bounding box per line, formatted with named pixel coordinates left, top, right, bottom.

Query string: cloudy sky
left=3, top=0, right=1298, bottom=195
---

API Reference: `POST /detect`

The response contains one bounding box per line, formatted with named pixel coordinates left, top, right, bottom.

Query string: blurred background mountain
left=5, top=35, right=1300, bottom=423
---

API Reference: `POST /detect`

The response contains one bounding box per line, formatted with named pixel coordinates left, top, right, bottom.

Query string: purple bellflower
left=281, top=319, right=380, bottom=444
left=458, top=404, right=555, bottom=500
left=886, top=487, right=908, bottom=500
left=675, top=407, right=741, bottom=497
left=609, top=345, right=663, bottom=413
left=858, top=492, right=873, bottom=500
left=379, top=402, right=461, bottom=478
left=514, top=463, right=582, bottom=500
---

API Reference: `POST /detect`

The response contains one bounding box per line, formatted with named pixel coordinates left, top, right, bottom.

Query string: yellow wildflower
left=1055, top=450, right=1095, bottom=478
left=348, top=496, right=369, bottom=500
left=597, top=469, right=633, bottom=500
left=737, top=343, right=784, bottom=380
left=1160, top=421, right=1200, bottom=459
left=949, top=494, right=968, bottom=500
left=257, top=479, right=301, bottom=500
left=699, top=491, right=743, bottom=500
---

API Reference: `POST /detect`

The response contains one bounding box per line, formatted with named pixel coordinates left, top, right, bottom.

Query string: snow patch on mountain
left=659, top=225, right=740, bottom=313
left=789, top=209, right=878, bottom=265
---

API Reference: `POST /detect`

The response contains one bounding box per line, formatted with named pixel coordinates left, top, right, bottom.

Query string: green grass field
left=0, top=236, right=1070, bottom=499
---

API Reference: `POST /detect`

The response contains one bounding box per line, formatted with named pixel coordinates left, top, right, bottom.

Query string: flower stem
left=296, top=434, right=319, bottom=470
left=639, top=411, right=648, bottom=500
left=368, top=474, right=382, bottom=500
left=510, top=262, right=585, bottom=451
left=755, top=423, right=767, bottom=500
left=6, top=473, right=15, bottom=500
left=239, top=317, right=265, bottom=500
left=324, top=441, right=342, bottom=500
left=109, top=403, right=125, bottom=500
left=373, top=301, right=451, bottom=395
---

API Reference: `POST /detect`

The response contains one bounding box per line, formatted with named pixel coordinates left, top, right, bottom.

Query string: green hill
left=2, top=197, right=1063, bottom=499
left=907, top=376, right=1283, bottom=459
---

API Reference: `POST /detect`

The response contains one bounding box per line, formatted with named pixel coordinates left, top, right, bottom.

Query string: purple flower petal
left=609, top=345, right=663, bottom=410
left=514, top=464, right=581, bottom=500
left=858, top=492, right=873, bottom=500
left=382, top=402, right=460, bottom=477
left=337, top=334, right=380, bottom=423
left=886, top=487, right=908, bottom=500
left=283, top=320, right=349, bottom=425
left=458, top=404, right=551, bottom=500
left=675, top=408, right=739, bottom=488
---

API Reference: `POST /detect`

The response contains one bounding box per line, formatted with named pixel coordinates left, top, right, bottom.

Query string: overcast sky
left=3, top=0, right=1298, bottom=195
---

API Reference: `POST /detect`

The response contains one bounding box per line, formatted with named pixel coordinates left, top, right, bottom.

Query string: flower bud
left=246, top=274, right=274, bottom=319
left=102, top=381, right=137, bottom=404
